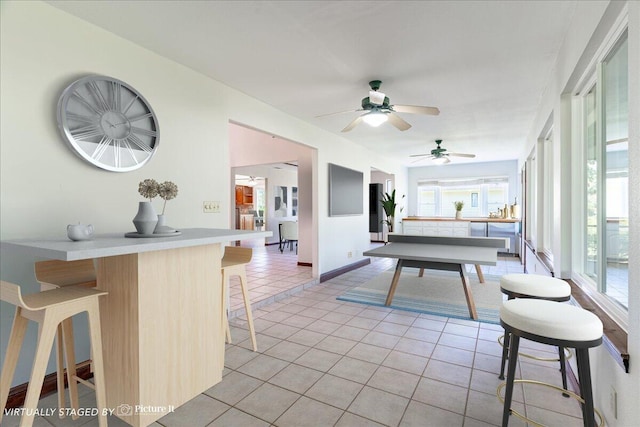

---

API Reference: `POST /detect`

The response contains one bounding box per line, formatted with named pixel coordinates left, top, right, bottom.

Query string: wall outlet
left=347, top=251, right=353, bottom=258
left=610, top=386, right=618, bottom=419
left=203, top=201, right=220, bottom=213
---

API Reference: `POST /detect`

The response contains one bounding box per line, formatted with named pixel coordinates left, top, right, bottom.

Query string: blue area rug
left=337, top=270, right=504, bottom=324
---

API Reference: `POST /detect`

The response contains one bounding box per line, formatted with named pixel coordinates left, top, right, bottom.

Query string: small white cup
left=67, top=224, right=94, bottom=241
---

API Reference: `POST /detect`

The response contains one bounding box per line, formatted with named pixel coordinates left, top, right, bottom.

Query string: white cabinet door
left=403, top=223, right=424, bottom=234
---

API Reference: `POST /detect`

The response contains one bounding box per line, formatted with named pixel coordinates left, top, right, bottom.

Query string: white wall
left=520, top=2, right=639, bottom=426
left=0, top=1, right=407, bottom=386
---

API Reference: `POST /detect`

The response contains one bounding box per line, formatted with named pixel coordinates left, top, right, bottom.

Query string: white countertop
left=0, top=228, right=272, bottom=261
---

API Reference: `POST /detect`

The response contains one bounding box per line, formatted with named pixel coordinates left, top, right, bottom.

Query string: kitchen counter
left=403, top=217, right=520, bottom=223
left=1, top=228, right=271, bottom=426
left=0, top=227, right=271, bottom=260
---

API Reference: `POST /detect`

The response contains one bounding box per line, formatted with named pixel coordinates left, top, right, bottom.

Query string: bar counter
left=402, top=216, right=520, bottom=223
left=1, top=228, right=271, bottom=426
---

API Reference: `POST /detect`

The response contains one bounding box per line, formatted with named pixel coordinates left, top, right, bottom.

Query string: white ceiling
left=47, top=0, right=578, bottom=166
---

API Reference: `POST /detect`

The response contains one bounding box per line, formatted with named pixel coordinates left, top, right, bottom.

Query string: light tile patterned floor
left=6, top=246, right=593, bottom=426
left=227, top=242, right=315, bottom=316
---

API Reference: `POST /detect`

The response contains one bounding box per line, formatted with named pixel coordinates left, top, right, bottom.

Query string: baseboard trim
left=320, top=258, right=370, bottom=283
left=5, top=362, right=92, bottom=409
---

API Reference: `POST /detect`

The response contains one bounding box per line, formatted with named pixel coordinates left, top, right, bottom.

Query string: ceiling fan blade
left=409, top=153, right=430, bottom=158
left=387, top=112, right=412, bottom=131
left=411, top=156, right=432, bottom=164
left=341, top=115, right=363, bottom=132
left=315, top=109, right=360, bottom=118
left=392, top=104, right=440, bottom=116
left=448, top=153, right=476, bottom=158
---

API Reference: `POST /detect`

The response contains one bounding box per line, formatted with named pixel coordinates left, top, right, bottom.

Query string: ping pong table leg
left=458, top=264, right=478, bottom=320
left=385, top=259, right=404, bottom=306
left=474, top=264, right=485, bottom=283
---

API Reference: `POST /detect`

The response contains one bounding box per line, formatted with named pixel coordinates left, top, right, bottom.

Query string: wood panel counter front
left=1, top=228, right=272, bottom=426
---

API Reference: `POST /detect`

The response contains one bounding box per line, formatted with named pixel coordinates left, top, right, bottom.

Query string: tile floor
left=5, top=246, right=595, bottom=426
left=227, top=242, right=315, bottom=316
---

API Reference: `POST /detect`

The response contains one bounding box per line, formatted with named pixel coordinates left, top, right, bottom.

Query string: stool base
left=497, top=379, right=603, bottom=427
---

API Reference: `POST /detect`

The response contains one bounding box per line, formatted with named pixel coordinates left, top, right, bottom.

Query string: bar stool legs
left=221, top=247, right=257, bottom=352
left=576, top=348, right=596, bottom=427
left=34, top=259, right=98, bottom=417
left=501, top=333, right=520, bottom=427
left=0, top=281, right=108, bottom=427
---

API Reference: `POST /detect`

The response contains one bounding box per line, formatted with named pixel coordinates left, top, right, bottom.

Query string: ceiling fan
left=410, top=139, right=476, bottom=164
left=317, top=80, right=440, bottom=132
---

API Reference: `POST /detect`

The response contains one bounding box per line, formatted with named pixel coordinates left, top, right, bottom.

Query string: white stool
left=499, top=299, right=603, bottom=427
left=498, top=274, right=571, bottom=386
left=221, top=246, right=257, bottom=351
left=0, top=280, right=108, bottom=427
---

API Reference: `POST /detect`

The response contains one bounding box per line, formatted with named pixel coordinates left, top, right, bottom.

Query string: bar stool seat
left=221, top=246, right=257, bottom=351
left=499, top=299, right=603, bottom=427
left=498, top=274, right=571, bottom=383
left=500, top=273, right=571, bottom=300
left=0, top=280, right=108, bottom=427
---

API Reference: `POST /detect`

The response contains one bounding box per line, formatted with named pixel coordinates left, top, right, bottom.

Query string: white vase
left=133, top=202, right=158, bottom=235
left=455, top=211, right=462, bottom=220
left=154, top=214, right=175, bottom=234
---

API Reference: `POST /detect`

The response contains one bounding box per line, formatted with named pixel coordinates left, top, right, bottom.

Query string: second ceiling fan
left=317, top=80, right=440, bottom=132
left=410, top=139, right=476, bottom=164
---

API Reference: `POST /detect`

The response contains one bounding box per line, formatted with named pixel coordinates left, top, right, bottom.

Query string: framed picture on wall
left=274, top=186, right=288, bottom=217
left=292, top=187, right=298, bottom=216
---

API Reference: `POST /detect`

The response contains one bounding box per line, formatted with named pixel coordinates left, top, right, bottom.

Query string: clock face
left=57, top=75, right=159, bottom=172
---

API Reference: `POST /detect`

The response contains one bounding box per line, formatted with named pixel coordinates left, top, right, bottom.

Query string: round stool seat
left=500, top=274, right=571, bottom=300
left=501, top=299, right=603, bottom=343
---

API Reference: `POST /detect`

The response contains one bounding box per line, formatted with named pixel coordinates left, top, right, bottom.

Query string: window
left=541, top=135, right=554, bottom=259
left=417, top=177, right=509, bottom=217
left=575, top=30, right=628, bottom=317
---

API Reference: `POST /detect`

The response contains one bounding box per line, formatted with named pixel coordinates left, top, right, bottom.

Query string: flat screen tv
left=328, top=163, right=363, bottom=216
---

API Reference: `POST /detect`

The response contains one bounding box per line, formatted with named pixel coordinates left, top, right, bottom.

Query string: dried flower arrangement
left=138, top=179, right=179, bottom=214
left=158, top=181, right=179, bottom=214
left=138, top=179, right=159, bottom=202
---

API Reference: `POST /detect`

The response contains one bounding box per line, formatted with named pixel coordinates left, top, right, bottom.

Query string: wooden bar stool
left=499, top=299, right=603, bottom=427
left=221, top=246, right=257, bottom=351
left=498, top=274, right=571, bottom=387
left=34, top=259, right=97, bottom=418
left=0, top=280, right=108, bottom=427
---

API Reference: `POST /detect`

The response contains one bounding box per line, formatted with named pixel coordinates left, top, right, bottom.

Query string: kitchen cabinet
left=401, top=220, right=470, bottom=237
left=402, top=217, right=521, bottom=255
left=240, top=214, right=255, bottom=230
left=235, top=185, right=253, bottom=204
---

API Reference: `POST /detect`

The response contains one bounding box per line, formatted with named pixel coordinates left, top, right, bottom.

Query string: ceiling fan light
left=362, top=111, right=388, bottom=127
left=432, top=157, right=448, bottom=165
left=247, top=176, right=257, bottom=186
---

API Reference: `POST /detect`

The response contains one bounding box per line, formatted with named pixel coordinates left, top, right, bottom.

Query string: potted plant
left=381, top=190, right=405, bottom=233
left=454, top=200, right=464, bottom=219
